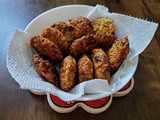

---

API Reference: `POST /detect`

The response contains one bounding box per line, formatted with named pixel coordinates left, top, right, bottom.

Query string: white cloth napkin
left=7, top=5, right=158, bottom=101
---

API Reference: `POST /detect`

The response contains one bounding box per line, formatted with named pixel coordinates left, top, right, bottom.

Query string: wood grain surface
left=0, top=0, right=160, bottom=120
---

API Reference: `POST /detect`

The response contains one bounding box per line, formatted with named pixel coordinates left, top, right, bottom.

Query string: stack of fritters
left=30, top=16, right=129, bottom=91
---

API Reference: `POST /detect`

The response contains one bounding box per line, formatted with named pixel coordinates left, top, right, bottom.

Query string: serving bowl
left=25, top=5, right=138, bottom=114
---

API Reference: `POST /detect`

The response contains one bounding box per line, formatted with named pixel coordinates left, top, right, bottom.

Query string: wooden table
left=0, top=0, right=160, bottom=119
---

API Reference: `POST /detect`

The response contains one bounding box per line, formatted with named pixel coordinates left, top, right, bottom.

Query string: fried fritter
left=60, top=55, right=77, bottom=91
left=30, top=36, right=63, bottom=61
left=32, top=54, right=59, bottom=87
left=108, top=37, right=129, bottom=72
left=78, top=54, right=93, bottom=83
left=91, top=17, right=117, bottom=49
left=52, top=21, right=82, bottom=43
left=41, top=27, right=70, bottom=54
left=69, top=16, right=93, bottom=35
left=92, top=48, right=110, bottom=83
left=70, top=34, right=100, bottom=57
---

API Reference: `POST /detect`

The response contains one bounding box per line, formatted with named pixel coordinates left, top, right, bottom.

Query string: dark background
left=0, top=0, right=160, bottom=120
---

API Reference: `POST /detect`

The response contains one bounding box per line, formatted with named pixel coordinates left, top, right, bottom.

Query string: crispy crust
left=60, top=55, right=77, bottom=91
left=108, top=36, right=129, bottom=72
left=30, top=36, right=63, bottom=61
left=69, top=16, right=93, bottom=35
left=92, top=17, right=117, bottom=49
left=32, top=55, right=59, bottom=87
left=78, top=54, right=93, bottom=83
left=52, top=21, right=82, bottom=43
left=70, top=34, right=100, bottom=57
left=41, top=27, right=70, bottom=54
left=92, top=48, right=110, bottom=83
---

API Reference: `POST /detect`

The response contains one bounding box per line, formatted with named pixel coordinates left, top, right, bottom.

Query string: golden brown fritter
left=91, top=17, right=117, bottom=49
left=70, top=34, right=100, bottom=57
left=108, top=36, right=129, bottom=72
left=92, top=48, right=110, bottom=83
left=69, top=16, right=93, bottom=35
left=32, top=54, right=59, bottom=87
left=60, top=55, right=77, bottom=91
left=52, top=21, right=82, bottom=43
left=78, top=54, right=93, bottom=83
left=30, top=36, right=63, bottom=61
left=41, top=27, right=70, bottom=54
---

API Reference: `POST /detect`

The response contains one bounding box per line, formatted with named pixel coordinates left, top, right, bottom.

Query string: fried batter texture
left=52, top=21, right=82, bottom=43
left=92, top=17, right=117, bottom=49
left=41, top=27, right=70, bottom=54
left=60, top=55, right=77, bottom=91
left=32, top=54, right=59, bottom=87
left=30, top=36, right=63, bottom=61
left=92, top=48, right=110, bottom=83
left=69, top=16, right=93, bottom=35
left=78, top=55, right=93, bottom=83
left=108, top=37, right=129, bottom=72
left=70, top=34, right=100, bottom=57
